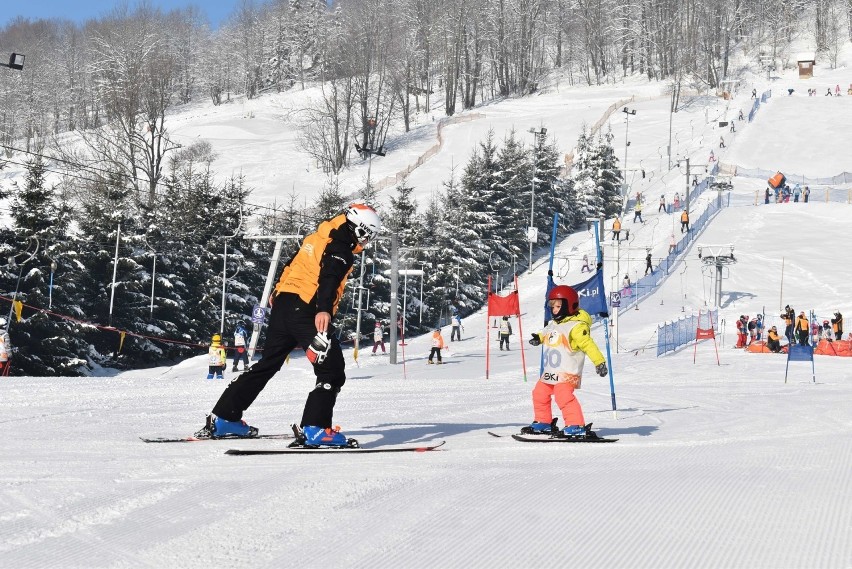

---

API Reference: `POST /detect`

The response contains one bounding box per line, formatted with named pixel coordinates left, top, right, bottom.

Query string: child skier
left=372, top=322, right=386, bottom=354
left=747, top=316, right=758, bottom=345
left=232, top=320, right=250, bottom=371
left=428, top=328, right=445, bottom=364
left=207, top=334, right=227, bottom=379
left=498, top=315, right=513, bottom=350
left=525, top=285, right=608, bottom=437
left=735, top=315, right=748, bottom=348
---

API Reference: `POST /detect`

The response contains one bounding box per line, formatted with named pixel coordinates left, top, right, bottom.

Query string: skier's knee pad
left=313, top=381, right=342, bottom=394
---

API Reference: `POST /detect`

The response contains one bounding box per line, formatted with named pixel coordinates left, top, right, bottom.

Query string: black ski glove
left=529, top=333, right=541, bottom=346
left=595, top=362, right=608, bottom=377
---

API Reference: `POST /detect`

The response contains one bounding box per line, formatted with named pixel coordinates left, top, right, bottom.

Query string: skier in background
left=207, top=334, right=226, bottom=380
left=766, top=326, right=783, bottom=353
left=782, top=305, right=795, bottom=342
left=372, top=322, right=386, bottom=354
left=821, top=320, right=834, bottom=342
left=735, top=316, right=748, bottom=348
left=755, top=314, right=764, bottom=341
left=525, top=286, right=608, bottom=437
left=197, top=203, right=382, bottom=445
left=498, top=316, right=513, bottom=351
left=795, top=311, right=810, bottom=345
left=450, top=313, right=463, bottom=341
left=0, top=317, right=11, bottom=376
left=831, top=311, right=843, bottom=340
left=232, top=320, right=250, bottom=372
left=428, top=328, right=445, bottom=364
left=747, top=316, right=758, bottom=346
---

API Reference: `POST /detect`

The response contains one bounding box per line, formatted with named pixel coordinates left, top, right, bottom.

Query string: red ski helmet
left=548, top=285, right=580, bottom=316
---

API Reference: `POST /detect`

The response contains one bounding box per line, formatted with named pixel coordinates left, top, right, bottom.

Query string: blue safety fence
left=616, top=162, right=724, bottom=314
left=656, top=309, right=719, bottom=356
left=747, top=89, right=771, bottom=122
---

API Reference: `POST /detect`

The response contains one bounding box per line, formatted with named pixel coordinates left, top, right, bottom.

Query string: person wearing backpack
left=232, top=320, right=250, bottom=372
left=747, top=317, right=757, bottom=346
left=498, top=316, right=513, bottom=351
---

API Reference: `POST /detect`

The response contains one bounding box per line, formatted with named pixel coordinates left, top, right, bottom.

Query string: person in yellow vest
left=197, top=203, right=381, bottom=445
left=612, top=217, right=622, bottom=241
left=207, top=334, right=227, bottom=379
left=795, top=311, right=810, bottom=346
left=781, top=305, right=795, bottom=342
left=428, top=328, right=445, bottom=364
left=680, top=210, right=689, bottom=233
left=766, top=326, right=783, bottom=353
left=831, top=311, right=843, bottom=340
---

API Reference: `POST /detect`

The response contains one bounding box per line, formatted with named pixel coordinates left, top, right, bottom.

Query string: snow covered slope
left=1, top=49, right=852, bottom=569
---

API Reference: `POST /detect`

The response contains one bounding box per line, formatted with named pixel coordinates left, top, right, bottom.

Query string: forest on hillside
left=0, top=0, right=848, bottom=375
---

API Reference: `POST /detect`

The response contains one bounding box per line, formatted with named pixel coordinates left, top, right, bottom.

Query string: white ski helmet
left=0, top=317, right=6, bottom=327
left=345, top=203, right=381, bottom=244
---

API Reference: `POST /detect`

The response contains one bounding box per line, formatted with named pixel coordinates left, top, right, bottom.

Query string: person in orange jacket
left=680, top=210, right=690, bottom=233
left=795, top=311, right=810, bottom=345
left=198, top=203, right=381, bottom=445
left=428, top=328, right=445, bottom=364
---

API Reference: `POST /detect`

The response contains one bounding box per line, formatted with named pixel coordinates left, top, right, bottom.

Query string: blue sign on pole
left=251, top=304, right=266, bottom=324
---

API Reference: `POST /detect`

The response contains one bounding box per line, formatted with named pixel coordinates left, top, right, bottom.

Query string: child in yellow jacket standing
left=207, top=334, right=227, bottom=379
left=526, top=285, right=608, bottom=437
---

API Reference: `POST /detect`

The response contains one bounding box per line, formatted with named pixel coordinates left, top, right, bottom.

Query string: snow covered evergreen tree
left=0, top=159, right=86, bottom=375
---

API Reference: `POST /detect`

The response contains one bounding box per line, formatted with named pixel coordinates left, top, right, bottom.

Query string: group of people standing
left=765, top=183, right=809, bottom=204
left=762, top=306, right=844, bottom=353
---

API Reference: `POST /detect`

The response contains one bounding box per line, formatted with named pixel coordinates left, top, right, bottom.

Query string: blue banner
left=573, top=271, right=607, bottom=315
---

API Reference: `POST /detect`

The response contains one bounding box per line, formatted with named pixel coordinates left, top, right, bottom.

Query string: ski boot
left=206, top=372, right=214, bottom=380
left=562, top=424, right=587, bottom=437
left=291, top=425, right=359, bottom=448
left=520, top=418, right=558, bottom=435
left=194, top=414, right=258, bottom=439
left=557, top=423, right=597, bottom=440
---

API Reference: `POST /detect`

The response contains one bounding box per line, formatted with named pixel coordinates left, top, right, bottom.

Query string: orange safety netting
left=814, top=339, right=852, bottom=356
left=746, top=341, right=787, bottom=354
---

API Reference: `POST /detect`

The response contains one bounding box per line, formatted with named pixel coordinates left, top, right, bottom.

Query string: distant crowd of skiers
left=765, top=183, right=810, bottom=204
left=736, top=307, right=844, bottom=353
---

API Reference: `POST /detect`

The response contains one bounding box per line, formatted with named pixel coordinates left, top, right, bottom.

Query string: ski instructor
left=197, top=203, right=382, bottom=447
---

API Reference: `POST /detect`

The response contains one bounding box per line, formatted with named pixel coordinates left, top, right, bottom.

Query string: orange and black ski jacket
left=274, top=214, right=362, bottom=315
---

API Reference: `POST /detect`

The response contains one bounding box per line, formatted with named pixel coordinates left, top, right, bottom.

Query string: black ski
left=493, top=422, right=618, bottom=443
left=140, top=433, right=295, bottom=443
left=225, top=440, right=446, bottom=455
left=511, top=434, right=617, bottom=443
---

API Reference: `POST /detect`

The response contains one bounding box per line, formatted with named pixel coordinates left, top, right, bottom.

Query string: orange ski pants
left=532, top=380, right=584, bottom=427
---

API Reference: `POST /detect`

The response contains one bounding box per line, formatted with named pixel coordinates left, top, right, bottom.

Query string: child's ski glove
left=529, top=333, right=541, bottom=346
left=595, top=362, right=608, bottom=377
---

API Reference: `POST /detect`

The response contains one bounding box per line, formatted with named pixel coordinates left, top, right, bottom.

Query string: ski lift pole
left=590, top=218, right=618, bottom=417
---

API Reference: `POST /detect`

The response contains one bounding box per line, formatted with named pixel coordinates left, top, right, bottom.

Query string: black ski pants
left=212, top=293, right=346, bottom=428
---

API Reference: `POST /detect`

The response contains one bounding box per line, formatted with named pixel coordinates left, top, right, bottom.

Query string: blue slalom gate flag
left=785, top=343, right=815, bottom=383
left=573, top=270, right=607, bottom=316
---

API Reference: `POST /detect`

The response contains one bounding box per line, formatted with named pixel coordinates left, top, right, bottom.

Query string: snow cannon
left=768, top=171, right=786, bottom=189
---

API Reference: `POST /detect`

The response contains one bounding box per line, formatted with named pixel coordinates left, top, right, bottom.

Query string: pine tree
left=493, top=129, right=529, bottom=268
left=2, top=159, right=87, bottom=375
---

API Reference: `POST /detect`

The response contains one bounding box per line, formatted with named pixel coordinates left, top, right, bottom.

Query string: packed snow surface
left=1, top=51, right=851, bottom=569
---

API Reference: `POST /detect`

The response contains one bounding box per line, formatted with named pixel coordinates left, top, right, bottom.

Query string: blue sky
left=2, top=0, right=236, bottom=29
